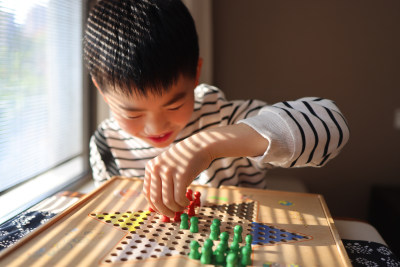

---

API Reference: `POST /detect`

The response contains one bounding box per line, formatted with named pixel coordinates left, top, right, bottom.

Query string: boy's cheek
left=114, top=116, right=142, bottom=136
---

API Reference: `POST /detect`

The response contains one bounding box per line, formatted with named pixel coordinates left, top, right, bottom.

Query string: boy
left=84, top=0, right=349, bottom=217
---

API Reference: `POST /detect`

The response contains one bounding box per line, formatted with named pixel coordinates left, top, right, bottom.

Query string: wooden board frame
left=0, top=177, right=351, bottom=266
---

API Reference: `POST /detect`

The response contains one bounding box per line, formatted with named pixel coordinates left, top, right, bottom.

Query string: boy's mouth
left=147, top=131, right=173, bottom=143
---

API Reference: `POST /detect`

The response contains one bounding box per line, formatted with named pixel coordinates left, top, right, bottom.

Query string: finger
left=144, top=166, right=158, bottom=213
left=160, top=169, right=186, bottom=213
left=174, top=180, right=190, bottom=208
left=149, top=166, right=175, bottom=217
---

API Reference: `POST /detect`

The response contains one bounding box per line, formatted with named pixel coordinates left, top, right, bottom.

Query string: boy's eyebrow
left=120, top=92, right=187, bottom=112
left=162, top=92, right=187, bottom=107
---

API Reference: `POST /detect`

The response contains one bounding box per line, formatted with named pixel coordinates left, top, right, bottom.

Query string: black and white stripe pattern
left=90, top=84, right=349, bottom=188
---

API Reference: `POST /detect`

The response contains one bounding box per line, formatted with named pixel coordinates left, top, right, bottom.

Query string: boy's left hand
left=142, top=136, right=212, bottom=218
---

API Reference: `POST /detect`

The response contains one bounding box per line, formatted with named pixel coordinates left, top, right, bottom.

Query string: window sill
left=0, top=156, right=89, bottom=224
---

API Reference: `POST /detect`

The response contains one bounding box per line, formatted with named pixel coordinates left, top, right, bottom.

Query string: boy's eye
left=168, top=104, right=184, bottom=111
left=126, top=114, right=142, bottom=119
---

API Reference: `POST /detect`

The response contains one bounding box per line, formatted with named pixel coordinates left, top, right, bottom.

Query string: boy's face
left=101, top=75, right=197, bottom=148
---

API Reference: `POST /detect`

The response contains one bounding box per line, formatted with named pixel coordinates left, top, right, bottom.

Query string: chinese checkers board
left=0, top=177, right=351, bottom=266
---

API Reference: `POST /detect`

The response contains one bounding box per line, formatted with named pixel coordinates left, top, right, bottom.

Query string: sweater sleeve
left=238, top=97, right=350, bottom=168
left=89, top=124, right=121, bottom=186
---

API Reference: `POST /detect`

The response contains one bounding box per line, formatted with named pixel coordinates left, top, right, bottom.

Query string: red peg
left=174, top=211, right=183, bottom=222
left=188, top=201, right=195, bottom=217
left=161, top=215, right=170, bottom=222
left=186, top=189, right=193, bottom=201
left=194, top=191, right=201, bottom=207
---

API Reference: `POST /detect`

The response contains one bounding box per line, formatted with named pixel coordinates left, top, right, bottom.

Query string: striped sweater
left=90, top=84, right=349, bottom=188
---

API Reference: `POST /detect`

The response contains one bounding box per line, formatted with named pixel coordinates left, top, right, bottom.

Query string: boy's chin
left=148, top=141, right=172, bottom=148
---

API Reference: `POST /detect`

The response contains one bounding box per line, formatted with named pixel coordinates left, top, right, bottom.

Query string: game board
left=0, top=177, right=351, bottom=266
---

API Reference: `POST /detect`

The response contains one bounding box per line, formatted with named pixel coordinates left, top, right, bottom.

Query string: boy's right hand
left=142, top=123, right=268, bottom=218
left=142, top=135, right=213, bottom=218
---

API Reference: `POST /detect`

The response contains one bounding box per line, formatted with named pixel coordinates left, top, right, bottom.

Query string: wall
left=212, top=0, right=400, bottom=219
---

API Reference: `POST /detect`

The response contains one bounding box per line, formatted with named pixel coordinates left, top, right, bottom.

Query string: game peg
left=193, top=191, right=201, bottom=207
left=245, top=234, right=253, bottom=248
left=214, top=248, right=226, bottom=265
left=230, top=240, right=240, bottom=254
left=190, top=216, right=199, bottom=233
left=217, top=232, right=229, bottom=253
left=209, top=223, right=219, bottom=240
left=187, top=201, right=196, bottom=217
left=186, top=188, right=193, bottom=201
left=212, top=218, right=221, bottom=235
left=173, top=211, right=183, bottom=222
left=180, top=213, right=189, bottom=229
left=241, top=245, right=252, bottom=266
left=200, top=239, right=213, bottom=264
left=161, top=215, right=170, bottom=222
left=226, top=252, right=238, bottom=267
left=189, top=240, right=201, bottom=260
left=148, top=207, right=155, bottom=212
left=233, top=225, right=243, bottom=243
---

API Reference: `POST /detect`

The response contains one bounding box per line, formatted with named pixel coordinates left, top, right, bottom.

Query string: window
left=0, top=0, right=90, bottom=222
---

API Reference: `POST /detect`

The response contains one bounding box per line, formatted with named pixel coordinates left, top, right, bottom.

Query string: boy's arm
left=143, top=96, right=350, bottom=217
left=238, top=97, right=350, bottom=168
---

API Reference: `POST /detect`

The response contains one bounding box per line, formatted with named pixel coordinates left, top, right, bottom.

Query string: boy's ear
left=91, top=77, right=108, bottom=103
left=195, top=57, right=203, bottom=86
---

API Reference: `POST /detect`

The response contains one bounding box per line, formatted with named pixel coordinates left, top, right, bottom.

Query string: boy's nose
left=144, top=113, right=168, bottom=136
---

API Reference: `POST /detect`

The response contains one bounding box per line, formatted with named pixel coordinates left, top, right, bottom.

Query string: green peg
left=209, top=223, right=219, bottom=240
left=230, top=240, right=240, bottom=254
left=214, top=248, right=225, bottom=265
left=180, top=213, right=189, bottom=229
left=241, top=245, right=252, bottom=266
left=226, top=251, right=238, bottom=267
left=190, top=216, right=199, bottom=233
left=245, top=234, right=252, bottom=245
left=189, top=240, right=201, bottom=260
left=200, top=239, right=213, bottom=264
left=233, top=225, right=243, bottom=243
left=218, top=232, right=229, bottom=252
left=245, top=234, right=253, bottom=249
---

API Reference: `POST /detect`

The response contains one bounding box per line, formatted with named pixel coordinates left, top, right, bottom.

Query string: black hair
left=83, top=0, right=199, bottom=96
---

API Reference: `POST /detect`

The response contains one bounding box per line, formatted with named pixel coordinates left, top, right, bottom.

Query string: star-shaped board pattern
left=89, top=201, right=311, bottom=264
